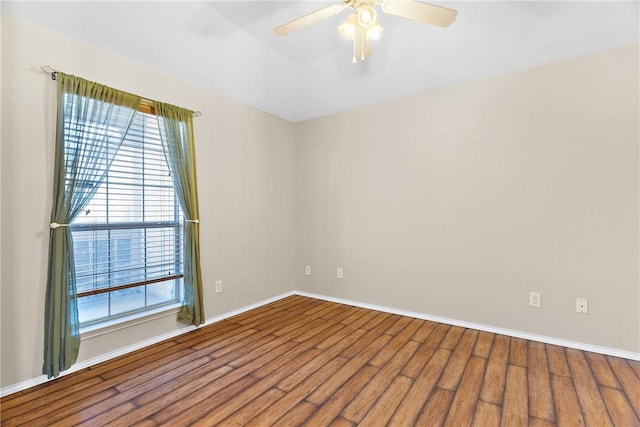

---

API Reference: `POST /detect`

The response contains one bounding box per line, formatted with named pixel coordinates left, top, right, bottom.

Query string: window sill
left=80, top=303, right=182, bottom=340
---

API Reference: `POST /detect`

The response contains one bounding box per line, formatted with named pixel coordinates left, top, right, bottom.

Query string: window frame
left=69, top=102, right=184, bottom=327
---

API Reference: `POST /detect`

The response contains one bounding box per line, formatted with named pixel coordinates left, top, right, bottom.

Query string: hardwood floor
left=2, top=295, right=639, bottom=426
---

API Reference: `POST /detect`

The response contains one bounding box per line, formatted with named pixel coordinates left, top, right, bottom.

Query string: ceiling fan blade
left=274, top=4, right=346, bottom=35
left=354, top=27, right=372, bottom=62
left=381, top=0, right=457, bottom=27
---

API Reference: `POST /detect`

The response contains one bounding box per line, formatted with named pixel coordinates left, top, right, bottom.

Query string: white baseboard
left=0, top=291, right=295, bottom=398
left=3, top=288, right=637, bottom=397
left=293, top=290, right=640, bottom=361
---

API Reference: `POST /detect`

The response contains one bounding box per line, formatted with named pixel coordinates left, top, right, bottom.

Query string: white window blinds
left=69, top=102, right=183, bottom=325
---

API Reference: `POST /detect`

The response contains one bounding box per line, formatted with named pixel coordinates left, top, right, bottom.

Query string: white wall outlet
left=305, top=265, right=311, bottom=276
left=529, top=292, right=541, bottom=308
left=576, top=298, right=588, bottom=314
left=336, top=268, right=343, bottom=279
left=215, top=280, right=222, bottom=294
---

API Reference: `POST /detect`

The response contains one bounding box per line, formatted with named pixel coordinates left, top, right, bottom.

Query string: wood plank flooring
left=2, top=295, right=639, bottom=426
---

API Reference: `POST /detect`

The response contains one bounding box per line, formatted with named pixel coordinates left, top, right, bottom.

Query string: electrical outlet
left=215, top=280, right=222, bottom=294
left=336, top=268, right=343, bottom=279
left=529, top=292, right=541, bottom=308
left=576, top=298, right=588, bottom=314
left=305, top=265, right=311, bottom=276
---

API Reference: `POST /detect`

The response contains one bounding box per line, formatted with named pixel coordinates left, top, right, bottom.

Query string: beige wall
left=0, top=15, right=295, bottom=387
left=295, top=44, right=639, bottom=353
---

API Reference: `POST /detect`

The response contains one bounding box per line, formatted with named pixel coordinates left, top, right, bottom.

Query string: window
left=69, top=102, right=183, bottom=326
left=44, top=72, right=203, bottom=379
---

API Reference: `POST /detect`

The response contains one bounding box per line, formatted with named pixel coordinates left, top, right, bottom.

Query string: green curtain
left=44, top=73, right=140, bottom=378
left=153, top=102, right=204, bottom=326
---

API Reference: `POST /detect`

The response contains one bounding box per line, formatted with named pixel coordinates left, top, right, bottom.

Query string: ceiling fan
left=274, top=0, right=457, bottom=63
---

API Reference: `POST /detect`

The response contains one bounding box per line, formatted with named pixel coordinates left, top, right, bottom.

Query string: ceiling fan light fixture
left=366, top=22, right=384, bottom=40
left=338, top=13, right=357, bottom=40
left=356, top=4, right=377, bottom=29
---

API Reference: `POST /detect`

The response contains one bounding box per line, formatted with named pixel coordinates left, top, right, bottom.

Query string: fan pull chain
left=352, top=38, right=356, bottom=64
left=361, top=32, right=365, bottom=61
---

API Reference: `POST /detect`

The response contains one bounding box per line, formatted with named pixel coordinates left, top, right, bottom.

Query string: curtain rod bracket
left=40, top=65, right=57, bottom=80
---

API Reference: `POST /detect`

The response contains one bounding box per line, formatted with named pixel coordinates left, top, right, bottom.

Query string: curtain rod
left=40, top=65, right=202, bottom=118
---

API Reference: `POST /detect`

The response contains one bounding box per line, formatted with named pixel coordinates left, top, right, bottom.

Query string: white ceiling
left=3, top=1, right=639, bottom=122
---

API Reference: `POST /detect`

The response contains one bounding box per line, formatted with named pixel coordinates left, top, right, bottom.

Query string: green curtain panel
left=153, top=101, right=204, bottom=326
left=43, top=73, right=140, bottom=378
